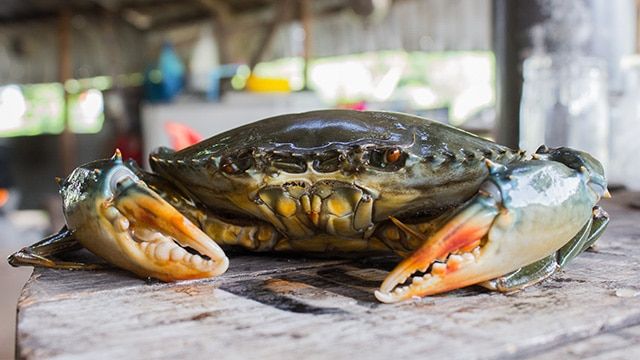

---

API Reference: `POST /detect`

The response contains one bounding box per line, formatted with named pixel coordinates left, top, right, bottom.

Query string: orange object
left=0, top=188, right=9, bottom=208
left=164, top=122, right=203, bottom=150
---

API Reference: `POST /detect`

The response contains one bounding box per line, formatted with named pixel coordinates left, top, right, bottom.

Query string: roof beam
left=194, top=0, right=233, bottom=63
left=248, top=0, right=293, bottom=69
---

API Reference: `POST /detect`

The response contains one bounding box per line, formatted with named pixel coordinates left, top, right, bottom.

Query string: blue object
left=144, top=42, right=185, bottom=102
left=206, top=64, right=240, bottom=101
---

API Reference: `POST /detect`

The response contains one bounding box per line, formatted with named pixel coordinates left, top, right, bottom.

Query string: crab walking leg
left=480, top=255, right=559, bottom=293
left=375, top=158, right=606, bottom=303
left=557, top=206, right=609, bottom=267
left=199, top=215, right=282, bottom=251
left=8, top=226, right=105, bottom=270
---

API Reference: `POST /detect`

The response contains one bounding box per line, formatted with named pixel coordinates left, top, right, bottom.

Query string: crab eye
left=220, top=152, right=253, bottom=175
left=221, top=162, right=239, bottom=174
left=368, top=147, right=406, bottom=171
left=385, top=148, right=402, bottom=163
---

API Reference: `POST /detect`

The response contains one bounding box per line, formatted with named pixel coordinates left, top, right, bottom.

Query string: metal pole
left=492, top=0, right=545, bottom=148
left=492, top=0, right=634, bottom=149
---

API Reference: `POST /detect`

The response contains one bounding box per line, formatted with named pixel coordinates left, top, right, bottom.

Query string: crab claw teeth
left=462, top=252, right=475, bottom=262
left=431, top=262, right=447, bottom=275
left=376, top=196, right=498, bottom=303
left=447, top=254, right=464, bottom=268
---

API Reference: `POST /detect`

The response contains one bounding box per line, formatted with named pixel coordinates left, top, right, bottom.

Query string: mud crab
left=9, top=110, right=610, bottom=303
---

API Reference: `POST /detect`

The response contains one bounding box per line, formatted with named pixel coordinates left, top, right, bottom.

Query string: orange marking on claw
left=401, top=225, right=484, bottom=271
left=460, top=239, right=481, bottom=252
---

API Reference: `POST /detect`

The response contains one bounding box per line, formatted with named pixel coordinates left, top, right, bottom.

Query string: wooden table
left=15, top=195, right=640, bottom=359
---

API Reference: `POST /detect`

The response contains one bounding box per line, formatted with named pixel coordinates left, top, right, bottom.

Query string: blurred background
left=0, top=0, right=638, bottom=357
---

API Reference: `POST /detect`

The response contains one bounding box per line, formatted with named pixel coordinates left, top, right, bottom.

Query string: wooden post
left=197, top=0, right=232, bottom=64
left=492, top=1, right=546, bottom=148
left=212, top=14, right=230, bottom=64
left=301, top=0, right=312, bottom=90
left=58, top=7, right=76, bottom=174
left=493, top=0, right=634, bottom=147
left=248, top=1, right=292, bottom=71
left=637, top=0, right=640, bottom=53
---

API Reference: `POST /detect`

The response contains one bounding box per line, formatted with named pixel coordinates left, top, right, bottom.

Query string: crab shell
left=149, top=110, right=524, bottom=244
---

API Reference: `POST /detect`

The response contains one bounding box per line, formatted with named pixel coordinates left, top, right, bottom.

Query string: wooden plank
left=15, top=194, right=640, bottom=359
left=528, top=323, right=640, bottom=359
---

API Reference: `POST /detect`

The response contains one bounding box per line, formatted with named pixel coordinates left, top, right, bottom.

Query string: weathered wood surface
left=15, top=194, right=640, bottom=360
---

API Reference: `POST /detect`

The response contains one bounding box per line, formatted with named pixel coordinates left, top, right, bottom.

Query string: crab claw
left=375, top=194, right=498, bottom=303
left=60, top=153, right=228, bottom=281
left=375, top=152, right=606, bottom=303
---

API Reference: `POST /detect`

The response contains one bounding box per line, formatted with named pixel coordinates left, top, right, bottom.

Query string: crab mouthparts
left=375, top=197, right=499, bottom=303
left=107, top=179, right=228, bottom=280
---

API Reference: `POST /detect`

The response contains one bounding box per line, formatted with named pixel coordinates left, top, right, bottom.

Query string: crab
left=8, top=110, right=610, bottom=303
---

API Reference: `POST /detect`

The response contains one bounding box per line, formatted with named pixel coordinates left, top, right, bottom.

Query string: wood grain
left=15, top=194, right=640, bottom=360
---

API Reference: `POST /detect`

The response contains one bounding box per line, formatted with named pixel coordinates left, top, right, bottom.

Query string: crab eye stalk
left=271, top=153, right=307, bottom=173
left=313, top=150, right=342, bottom=172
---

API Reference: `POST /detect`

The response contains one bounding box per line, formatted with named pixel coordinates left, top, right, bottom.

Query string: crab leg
left=376, top=154, right=608, bottom=303
left=481, top=205, right=609, bottom=292
left=8, top=226, right=105, bottom=270
left=379, top=196, right=498, bottom=295
left=375, top=194, right=500, bottom=302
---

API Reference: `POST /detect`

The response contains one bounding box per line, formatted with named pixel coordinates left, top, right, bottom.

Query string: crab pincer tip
left=374, top=290, right=396, bottom=303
